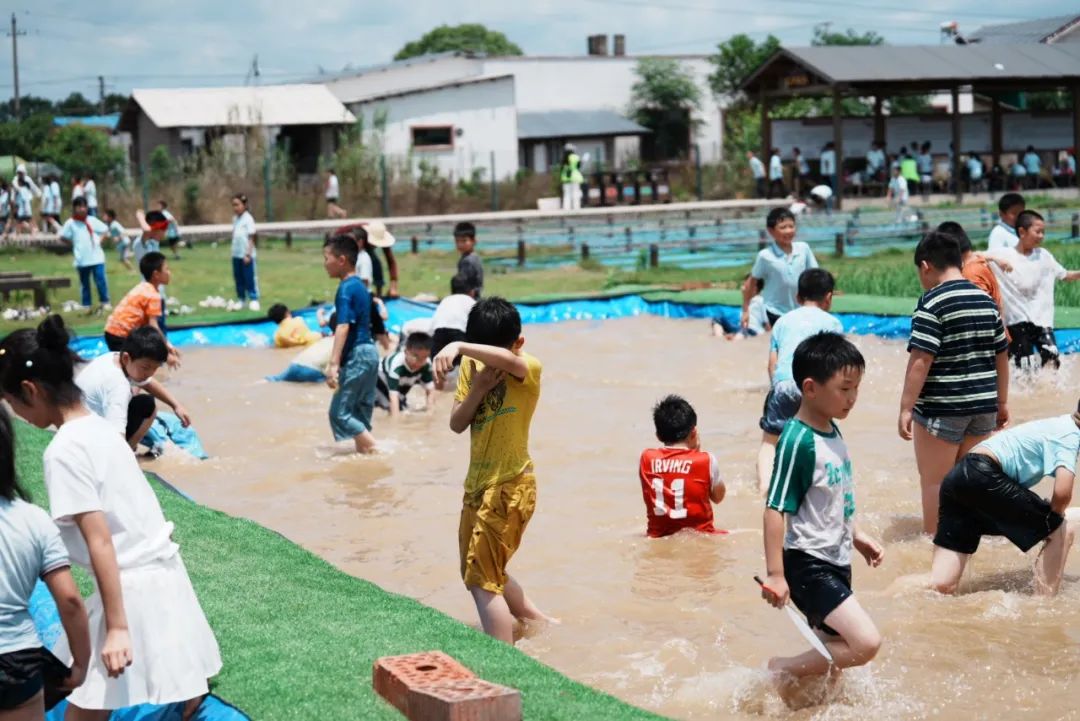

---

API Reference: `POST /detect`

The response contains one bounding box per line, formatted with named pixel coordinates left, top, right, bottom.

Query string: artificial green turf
left=14, top=422, right=666, bottom=721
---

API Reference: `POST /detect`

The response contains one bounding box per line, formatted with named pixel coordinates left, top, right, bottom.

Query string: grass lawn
left=6, top=232, right=1080, bottom=336
left=15, top=421, right=667, bottom=721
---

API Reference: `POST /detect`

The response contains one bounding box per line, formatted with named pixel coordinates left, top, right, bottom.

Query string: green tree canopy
left=55, top=92, right=97, bottom=117
left=811, top=24, right=883, bottom=46
left=629, top=58, right=701, bottom=161
left=393, top=24, right=522, bottom=61
left=40, top=125, right=125, bottom=180
left=707, top=33, right=780, bottom=100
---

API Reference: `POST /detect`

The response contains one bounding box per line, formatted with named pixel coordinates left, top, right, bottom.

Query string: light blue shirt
left=866, top=148, right=885, bottom=172
left=769, top=154, right=783, bottom=181
left=131, top=233, right=159, bottom=264
left=770, top=305, right=844, bottom=384
left=968, top=157, right=983, bottom=180
left=0, top=498, right=70, bottom=655
left=978, top=415, right=1080, bottom=489
left=1023, top=152, right=1041, bottom=175
left=751, top=241, right=819, bottom=317
left=819, top=150, right=836, bottom=176
left=14, top=186, right=32, bottom=217
left=59, top=215, right=109, bottom=267
left=987, top=220, right=1018, bottom=251
left=916, top=152, right=933, bottom=175
left=231, top=210, right=256, bottom=259
left=749, top=156, right=765, bottom=179
left=1068, top=155, right=1076, bottom=174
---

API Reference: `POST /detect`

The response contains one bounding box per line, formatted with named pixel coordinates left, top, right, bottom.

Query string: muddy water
left=153, top=317, right=1080, bottom=720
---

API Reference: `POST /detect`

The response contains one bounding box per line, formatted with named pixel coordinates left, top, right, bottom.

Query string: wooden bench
left=0, top=271, right=33, bottom=280
left=0, top=276, right=72, bottom=308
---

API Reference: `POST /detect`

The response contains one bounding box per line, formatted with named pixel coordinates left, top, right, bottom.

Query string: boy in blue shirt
left=323, top=235, right=379, bottom=454
left=931, top=403, right=1080, bottom=597
left=59, top=197, right=111, bottom=310
left=756, top=268, right=843, bottom=495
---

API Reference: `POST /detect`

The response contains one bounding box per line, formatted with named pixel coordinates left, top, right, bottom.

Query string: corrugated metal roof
left=351, top=75, right=514, bottom=104
left=518, top=110, right=649, bottom=140
left=53, top=114, right=120, bottom=130
left=968, top=14, right=1080, bottom=44
left=743, top=43, right=1080, bottom=90
left=131, top=85, right=356, bottom=128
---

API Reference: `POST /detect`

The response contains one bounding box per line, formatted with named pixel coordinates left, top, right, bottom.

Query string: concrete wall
left=134, top=110, right=181, bottom=170
left=351, top=76, right=518, bottom=181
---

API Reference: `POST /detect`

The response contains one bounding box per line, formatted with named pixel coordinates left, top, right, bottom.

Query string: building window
left=412, top=125, right=453, bottom=150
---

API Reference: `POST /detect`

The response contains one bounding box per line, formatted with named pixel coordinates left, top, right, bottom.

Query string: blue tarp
left=69, top=296, right=1080, bottom=357
left=141, top=411, right=209, bottom=460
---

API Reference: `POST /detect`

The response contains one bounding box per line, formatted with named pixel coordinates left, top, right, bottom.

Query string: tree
left=0, top=113, right=54, bottom=158
left=811, top=24, right=883, bottom=46
left=40, top=125, right=125, bottom=180
left=0, top=95, right=54, bottom=123
left=103, top=93, right=130, bottom=114
left=55, top=92, right=97, bottom=117
left=629, top=58, right=701, bottom=160
left=394, top=24, right=522, bottom=61
left=707, top=33, right=780, bottom=100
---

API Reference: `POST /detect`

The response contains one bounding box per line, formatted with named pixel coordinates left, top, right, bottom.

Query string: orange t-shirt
left=962, top=256, right=1009, bottom=332
left=104, top=281, right=162, bottom=337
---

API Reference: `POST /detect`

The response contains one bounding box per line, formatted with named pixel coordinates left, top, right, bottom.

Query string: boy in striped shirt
left=762, top=332, right=883, bottom=683
left=898, top=231, right=1009, bottom=535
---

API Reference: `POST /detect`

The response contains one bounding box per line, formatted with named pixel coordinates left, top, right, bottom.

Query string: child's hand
left=174, top=405, right=192, bottom=428
left=61, top=661, right=87, bottom=690
left=996, top=403, right=1010, bottom=431
left=326, top=363, right=340, bottom=389
left=897, top=408, right=913, bottom=441
left=472, top=364, right=506, bottom=395
left=166, top=344, right=182, bottom=371
left=760, top=574, right=789, bottom=608
left=433, top=342, right=461, bottom=385
left=855, top=534, right=885, bottom=567
left=102, top=628, right=133, bottom=678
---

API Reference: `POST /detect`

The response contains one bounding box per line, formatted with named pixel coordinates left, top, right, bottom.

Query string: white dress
left=43, top=414, right=221, bottom=709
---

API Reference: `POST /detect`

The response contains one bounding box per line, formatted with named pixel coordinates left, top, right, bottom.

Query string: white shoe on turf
left=248, top=300, right=261, bottom=311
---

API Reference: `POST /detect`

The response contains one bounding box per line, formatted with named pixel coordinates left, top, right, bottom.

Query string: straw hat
left=366, top=220, right=396, bottom=248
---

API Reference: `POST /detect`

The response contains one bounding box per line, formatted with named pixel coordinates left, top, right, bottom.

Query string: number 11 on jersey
left=651, top=477, right=688, bottom=519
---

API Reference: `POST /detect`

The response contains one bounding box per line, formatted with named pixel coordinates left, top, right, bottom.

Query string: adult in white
left=988, top=210, right=1080, bottom=370
left=325, top=168, right=346, bottom=219
left=229, top=193, right=259, bottom=311
left=83, top=173, right=98, bottom=217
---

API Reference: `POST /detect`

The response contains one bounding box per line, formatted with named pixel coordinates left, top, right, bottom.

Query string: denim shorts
left=913, top=411, right=995, bottom=445
left=759, top=380, right=802, bottom=436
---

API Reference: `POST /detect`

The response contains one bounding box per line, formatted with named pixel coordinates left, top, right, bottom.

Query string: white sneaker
left=248, top=300, right=261, bottom=311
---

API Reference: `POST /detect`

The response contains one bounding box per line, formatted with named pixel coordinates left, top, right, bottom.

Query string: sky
left=3, top=0, right=1078, bottom=103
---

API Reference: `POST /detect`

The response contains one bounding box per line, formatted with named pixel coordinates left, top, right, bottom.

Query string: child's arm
left=767, top=348, right=778, bottom=383
left=995, top=350, right=1009, bottom=430
left=897, top=349, right=933, bottom=440
left=326, top=324, right=349, bottom=389
left=73, top=511, right=132, bottom=677
left=1050, top=467, right=1075, bottom=515
left=434, top=341, right=527, bottom=384
left=143, top=378, right=191, bottom=428
left=1063, top=270, right=1080, bottom=281
left=146, top=316, right=182, bottom=369
left=761, top=508, right=789, bottom=606
left=739, top=275, right=758, bottom=329
left=425, top=385, right=436, bottom=412
left=387, top=390, right=401, bottom=418
left=710, top=480, right=726, bottom=504
left=449, top=362, right=505, bottom=434
left=853, top=523, right=885, bottom=567
left=43, top=567, right=91, bottom=689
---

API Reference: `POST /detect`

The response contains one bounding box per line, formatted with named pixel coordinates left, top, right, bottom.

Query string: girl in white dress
left=0, top=316, right=221, bottom=720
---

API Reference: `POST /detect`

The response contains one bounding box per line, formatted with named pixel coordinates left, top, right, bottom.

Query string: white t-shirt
left=71, top=183, right=85, bottom=200
left=809, top=184, right=833, bottom=202
left=231, top=210, right=256, bottom=259
left=326, top=174, right=340, bottom=199
left=889, top=175, right=909, bottom=202
left=819, top=150, right=836, bottom=175
left=991, top=246, right=1067, bottom=327
left=432, top=294, right=476, bottom=332
left=0, top=498, right=70, bottom=655
left=356, top=251, right=373, bottom=284
left=83, top=179, right=97, bottom=209
left=987, top=222, right=1018, bottom=251
left=59, top=216, right=109, bottom=268
left=43, top=414, right=178, bottom=570
left=76, top=353, right=133, bottom=435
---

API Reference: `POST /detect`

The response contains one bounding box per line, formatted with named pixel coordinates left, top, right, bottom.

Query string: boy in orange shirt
left=103, top=251, right=180, bottom=368
left=938, top=221, right=1010, bottom=338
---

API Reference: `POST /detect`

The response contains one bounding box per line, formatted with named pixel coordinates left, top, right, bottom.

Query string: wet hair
left=652, top=394, right=697, bottom=445
left=140, top=251, right=167, bottom=281
left=765, top=207, right=795, bottom=229
left=913, top=231, right=962, bottom=271
left=936, top=221, right=972, bottom=253
left=0, top=406, right=26, bottom=502
left=324, top=234, right=359, bottom=266
left=450, top=273, right=472, bottom=295
left=797, top=268, right=835, bottom=302
left=792, top=332, right=865, bottom=389
left=104, top=208, right=117, bottom=221
left=404, top=332, right=432, bottom=352
left=453, top=221, right=476, bottom=239
left=998, top=192, right=1024, bottom=214
left=1016, top=210, right=1044, bottom=234
left=72, top=197, right=87, bottom=210
left=465, top=297, right=521, bottom=349
left=268, top=303, right=289, bottom=324
left=121, top=327, right=168, bottom=363
left=0, top=315, right=82, bottom=407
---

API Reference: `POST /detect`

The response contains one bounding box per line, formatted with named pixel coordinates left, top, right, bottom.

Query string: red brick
left=373, top=652, right=475, bottom=715
left=407, top=679, right=522, bottom=721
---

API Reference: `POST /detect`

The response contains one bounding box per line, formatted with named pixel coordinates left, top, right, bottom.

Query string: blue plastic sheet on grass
left=68, top=295, right=1080, bottom=357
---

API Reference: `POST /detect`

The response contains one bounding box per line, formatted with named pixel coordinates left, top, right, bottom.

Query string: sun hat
left=366, top=220, right=396, bottom=248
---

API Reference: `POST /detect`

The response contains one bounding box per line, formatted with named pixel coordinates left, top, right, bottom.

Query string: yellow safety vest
left=561, top=153, right=584, bottom=184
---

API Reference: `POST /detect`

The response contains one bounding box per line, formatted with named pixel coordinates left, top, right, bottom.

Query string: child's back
left=770, top=305, right=843, bottom=385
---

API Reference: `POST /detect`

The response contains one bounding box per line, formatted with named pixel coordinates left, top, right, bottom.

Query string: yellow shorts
left=458, top=472, right=536, bottom=594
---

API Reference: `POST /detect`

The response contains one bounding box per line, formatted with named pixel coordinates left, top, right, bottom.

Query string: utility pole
left=98, top=75, right=105, bottom=114
left=7, top=13, right=26, bottom=119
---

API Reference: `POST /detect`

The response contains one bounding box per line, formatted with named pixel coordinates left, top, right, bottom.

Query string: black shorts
left=1007, top=322, right=1060, bottom=370
left=104, top=331, right=126, bottom=352
left=935, top=453, right=1063, bottom=555
left=126, top=393, right=157, bottom=440
left=766, top=310, right=781, bottom=327
left=784, top=549, right=852, bottom=636
left=327, top=197, right=339, bottom=204
left=43, top=213, right=60, bottom=222
left=0, top=647, right=70, bottom=711
left=431, top=328, right=466, bottom=363
left=15, top=215, right=30, bottom=223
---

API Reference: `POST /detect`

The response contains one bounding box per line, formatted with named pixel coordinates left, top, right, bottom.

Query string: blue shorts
left=267, top=364, right=325, bottom=383
left=759, top=380, right=802, bottom=436
left=328, top=344, right=379, bottom=440
left=913, top=411, right=995, bottom=445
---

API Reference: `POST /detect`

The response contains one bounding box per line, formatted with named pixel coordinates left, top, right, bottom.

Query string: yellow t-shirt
left=455, top=352, right=542, bottom=497
left=274, top=316, right=321, bottom=348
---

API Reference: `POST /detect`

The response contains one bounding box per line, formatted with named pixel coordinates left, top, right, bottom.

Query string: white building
left=321, top=38, right=723, bottom=181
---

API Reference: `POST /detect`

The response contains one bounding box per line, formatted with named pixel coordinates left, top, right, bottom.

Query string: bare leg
left=128, top=411, right=158, bottom=451
left=469, top=586, right=515, bottom=643
left=768, top=595, right=881, bottom=679
left=913, top=424, right=961, bottom=535
left=929, top=545, right=970, bottom=594
left=353, top=430, right=377, bottom=454
left=1034, top=522, right=1074, bottom=596
left=503, top=575, right=554, bottom=624
left=2, top=688, right=44, bottom=721
left=757, top=432, right=780, bottom=497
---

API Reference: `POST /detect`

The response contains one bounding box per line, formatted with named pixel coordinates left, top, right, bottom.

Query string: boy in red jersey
left=638, top=395, right=726, bottom=537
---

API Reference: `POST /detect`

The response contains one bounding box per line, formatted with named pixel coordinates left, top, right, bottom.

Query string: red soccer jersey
left=638, top=446, right=721, bottom=538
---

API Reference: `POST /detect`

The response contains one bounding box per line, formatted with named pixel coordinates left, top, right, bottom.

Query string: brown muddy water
left=152, top=316, right=1080, bottom=720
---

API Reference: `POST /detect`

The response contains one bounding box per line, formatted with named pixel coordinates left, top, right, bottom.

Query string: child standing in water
left=433, top=297, right=553, bottom=643
left=0, top=404, right=91, bottom=719
left=761, top=332, right=883, bottom=685
left=0, top=316, right=221, bottom=720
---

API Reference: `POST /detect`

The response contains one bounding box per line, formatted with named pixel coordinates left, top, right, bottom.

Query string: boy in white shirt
left=58, top=197, right=111, bottom=310
left=431, top=274, right=478, bottom=362
left=886, top=166, right=909, bottom=222
left=987, top=193, right=1024, bottom=251
left=83, top=174, right=98, bottom=217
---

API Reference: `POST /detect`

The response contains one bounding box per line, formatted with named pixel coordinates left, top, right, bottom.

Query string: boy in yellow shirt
left=269, top=303, right=322, bottom=348
left=433, top=297, right=553, bottom=643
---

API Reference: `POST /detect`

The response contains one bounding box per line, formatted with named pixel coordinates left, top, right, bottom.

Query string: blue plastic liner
left=68, top=295, right=1080, bottom=357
